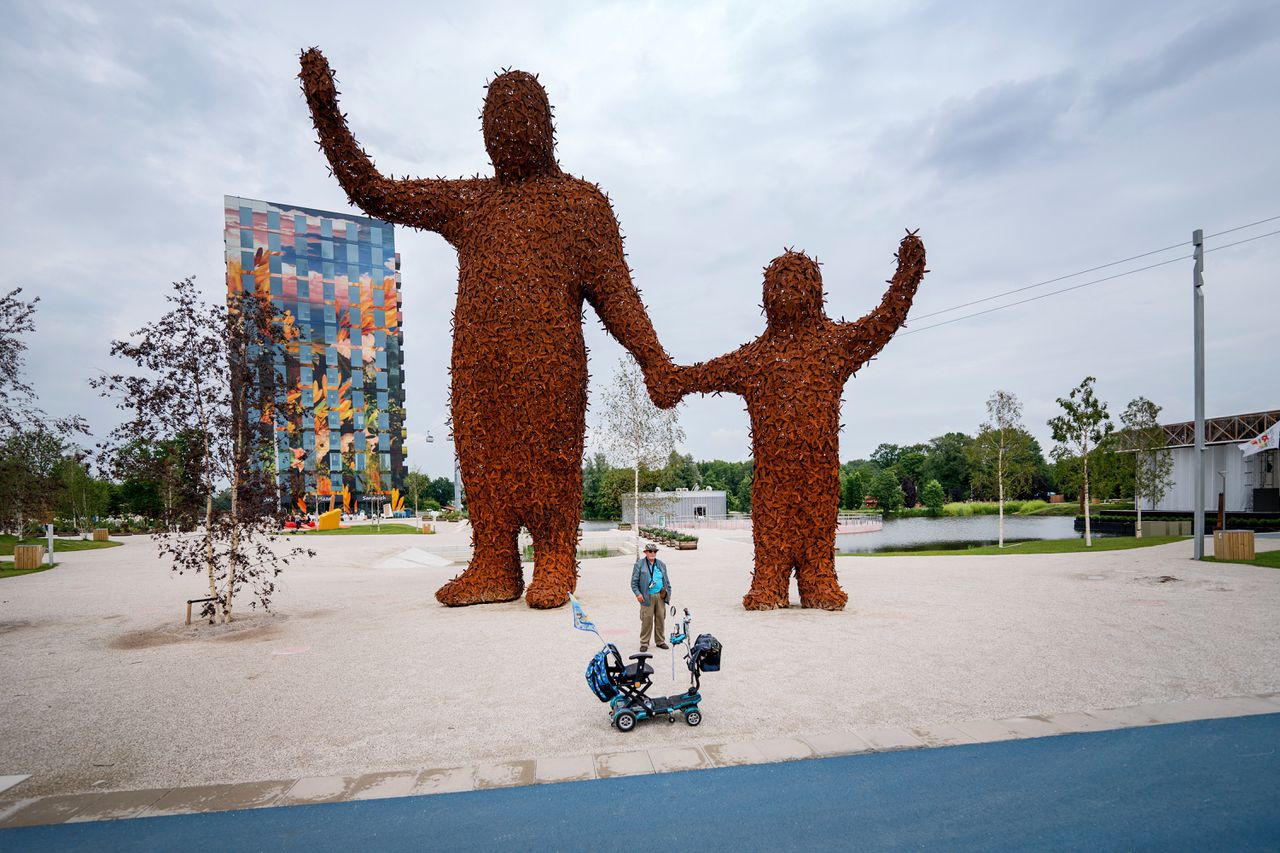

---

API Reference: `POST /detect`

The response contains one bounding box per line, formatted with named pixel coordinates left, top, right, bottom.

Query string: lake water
left=835, top=515, right=1083, bottom=553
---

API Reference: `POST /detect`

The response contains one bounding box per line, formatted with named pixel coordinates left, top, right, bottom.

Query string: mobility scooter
left=585, top=607, right=722, bottom=732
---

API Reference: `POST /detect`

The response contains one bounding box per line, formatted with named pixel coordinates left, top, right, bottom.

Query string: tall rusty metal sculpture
left=662, top=234, right=926, bottom=610
left=300, top=49, right=672, bottom=609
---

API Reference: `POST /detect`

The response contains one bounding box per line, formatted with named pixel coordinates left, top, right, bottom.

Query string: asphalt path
left=6, top=714, right=1279, bottom=852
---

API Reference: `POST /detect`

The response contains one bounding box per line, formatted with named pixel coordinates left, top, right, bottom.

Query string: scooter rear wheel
left=615, top=711, right=637, bottom=732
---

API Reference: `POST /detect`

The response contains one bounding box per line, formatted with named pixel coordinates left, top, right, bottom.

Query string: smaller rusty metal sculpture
left=661, top=233, right=926, bottom=610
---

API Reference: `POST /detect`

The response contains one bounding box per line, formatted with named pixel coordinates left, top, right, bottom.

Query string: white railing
left=666, top=513, right=884, bottom=534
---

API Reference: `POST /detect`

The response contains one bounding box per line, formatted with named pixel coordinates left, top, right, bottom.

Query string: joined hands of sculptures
left=300, top=48, right=675, bottom=609
left=654, top=233, right=927, bottom=610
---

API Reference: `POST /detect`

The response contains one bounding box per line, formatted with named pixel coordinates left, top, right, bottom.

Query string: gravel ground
left=1, top=526, right=1277, bottom=797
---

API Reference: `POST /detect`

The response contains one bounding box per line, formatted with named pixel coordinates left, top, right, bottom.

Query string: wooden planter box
left=677, top=540, right=698, bottom=550
left=13, top=545, right=45, bottom=570
left=92, top=528, right=110, bottom=541
left=1214, top=529, right=1255, bottom=561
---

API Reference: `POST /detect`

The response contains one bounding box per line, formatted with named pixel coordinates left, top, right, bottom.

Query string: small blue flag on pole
left=568, top=592, right=598, bottom=635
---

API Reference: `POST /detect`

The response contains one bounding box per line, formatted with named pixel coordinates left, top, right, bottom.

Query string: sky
left=2, top=0, right=1278, bottom=479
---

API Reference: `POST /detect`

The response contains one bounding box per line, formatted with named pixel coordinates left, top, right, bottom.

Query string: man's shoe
left=656, top=642, right=670, bottom=649
left=639, top=645, right=648, bottom=652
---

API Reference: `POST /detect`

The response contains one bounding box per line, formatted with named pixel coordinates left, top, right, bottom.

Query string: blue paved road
left=6, top=714, right=1279, bottom=852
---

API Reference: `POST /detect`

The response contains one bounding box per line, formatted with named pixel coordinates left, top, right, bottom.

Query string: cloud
left=1091, top=5, right=1280, bottom=112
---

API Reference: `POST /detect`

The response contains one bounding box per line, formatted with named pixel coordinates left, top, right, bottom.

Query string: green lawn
left=1202, top=550, right=1280, bottom=570
left=291, top=523, right=424, bottom=536
left=0, top=535, right=122, bottom=556
left=844, top=536, right=1183, bottom=557
left=0, top=562, right=58, bottom=579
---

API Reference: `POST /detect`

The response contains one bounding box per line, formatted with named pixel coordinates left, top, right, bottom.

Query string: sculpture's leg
left=435, top=497, right=523, bottom=606
left=743, top=543, right=792, bottom=610
left=524, top=506, right=579, bottom=610
left=795, top=540, right=848, bottom=611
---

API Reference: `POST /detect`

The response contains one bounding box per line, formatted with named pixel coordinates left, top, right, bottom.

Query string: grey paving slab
left=279, top=776, right=353, bottom=805
left=951, top=718, right=1025, bottom=743
left=415, top=766, right=476, bottom=795
left=139, top=780, right=292, bottom=817
left=1085, top=705, right=1166, bottom=727
left=0, top=793, right=101, bottom=828
left=535, top=755, right=596, bottom=784
left=65, top=788, right=171, bottom=823
left=474, top=760, right=536, bottom=790
left=801, top=731, right=874, bottom=757
left=909, top=722, right=980, bottom=747
left=1257, top=692, right=1280, bottom=709
left=594, top=750, right=655, bottom=778
left=1043, top=710, right=1124, bottom=734
left=754, top=737, right=814, bottom=763
left=348, top=771, right=417, bottom=801
left=703, top=741, right=767, bottom=767
left=999, top=715, right=1068, bottom=739
left=856, top=726, right=926, bottom=751
left=1215, top=696, right=1280, bottom=717
left=0, top=775, right=29, bottom=796
left=648, top=746, right=712, bottom=773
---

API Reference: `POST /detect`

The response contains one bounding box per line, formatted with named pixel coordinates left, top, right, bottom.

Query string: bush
left=921, top=480, right=945, bottom=516
left=870, top=470, right=905, bottom=514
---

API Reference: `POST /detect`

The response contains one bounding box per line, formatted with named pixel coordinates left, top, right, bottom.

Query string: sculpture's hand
left=299, top=47, right=337, bottom=107
left=645, top=360, right=682, bottom=410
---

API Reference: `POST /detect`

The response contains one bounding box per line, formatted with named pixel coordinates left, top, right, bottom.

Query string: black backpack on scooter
left=687, top=633, right=722, bottom=673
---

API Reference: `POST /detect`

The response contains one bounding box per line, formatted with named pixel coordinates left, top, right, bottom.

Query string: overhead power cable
left=909, top=214, right=1280, bottom=323
left=898, top=217, right=1280, bottom=335
left=899, top=254, right=1191, bottom=336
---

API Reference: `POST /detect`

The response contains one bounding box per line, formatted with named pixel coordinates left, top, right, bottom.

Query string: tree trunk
left=226, top=392, right=244, bottom=624
left=1135, top=475, right=1143, bottom=539
left=997, top=478, right=1005, bottom=548
left=1082, top=451, right=1092, bottom=547
left=205, top=493, right=220, bottom=623
left=997, top=439, right=1005, bottom=548
left=632, top=460, right=641, bottom=555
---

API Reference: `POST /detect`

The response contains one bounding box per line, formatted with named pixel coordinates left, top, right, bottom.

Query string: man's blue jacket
left=631, top=556, right=672, bottom=603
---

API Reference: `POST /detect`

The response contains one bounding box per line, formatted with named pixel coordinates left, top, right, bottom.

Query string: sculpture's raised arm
left=838, top=231, right=927, bottom=365
left=299, top=48, right=480, bottom=237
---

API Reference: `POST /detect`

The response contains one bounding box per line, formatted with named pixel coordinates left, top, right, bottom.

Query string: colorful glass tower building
left=223, top=196, right=406, bottom=501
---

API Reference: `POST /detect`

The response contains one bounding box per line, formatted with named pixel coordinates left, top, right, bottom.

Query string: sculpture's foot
left=742, top=588, right=789, bottom=611
left=435, top=568, right=524, bottom=607
left=525, top=576, right=572, bottom=610
left=799, top=587, right=848, bottom=611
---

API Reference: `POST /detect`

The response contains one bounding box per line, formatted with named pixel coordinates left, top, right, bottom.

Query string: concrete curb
left=3, top=693, right=1278, bottom=829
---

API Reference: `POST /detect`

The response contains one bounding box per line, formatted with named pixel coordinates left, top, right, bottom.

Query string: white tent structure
left=1153, top=411, right=1279, bottom=513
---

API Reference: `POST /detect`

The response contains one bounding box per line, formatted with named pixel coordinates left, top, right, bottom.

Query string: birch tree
left=1048, top=377, right=1113, bottom=547
left=969, top=390, right=1035, bottom=547
left=597, top=355, right=684, bottom=552
left=1119, top=396, right=1174, bottom=538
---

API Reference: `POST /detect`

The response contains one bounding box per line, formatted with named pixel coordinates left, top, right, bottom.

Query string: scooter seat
left=621, top=662, right=653, bottom=679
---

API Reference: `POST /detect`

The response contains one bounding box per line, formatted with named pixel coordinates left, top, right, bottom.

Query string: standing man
left=631, top=544, right=672, bottom=652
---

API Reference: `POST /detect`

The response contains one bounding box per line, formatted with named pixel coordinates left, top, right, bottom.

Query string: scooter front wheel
left=685, top=709, right=702, bottom=727
left=615, top=711, right=637, bottom=732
